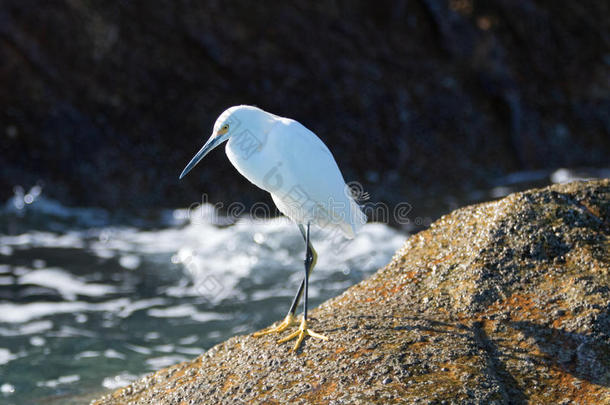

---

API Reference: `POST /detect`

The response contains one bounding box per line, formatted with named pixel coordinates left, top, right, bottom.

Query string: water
left=0, top=167, right=606, bottom=404
left=0, top=194, right=405, bottom=404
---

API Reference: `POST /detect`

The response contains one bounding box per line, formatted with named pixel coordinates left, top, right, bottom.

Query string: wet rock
left=92, top=180, right=609, bottom=404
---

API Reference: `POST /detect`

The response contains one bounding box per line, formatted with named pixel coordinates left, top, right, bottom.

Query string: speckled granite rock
left=93, top=180, right=609, bottom=404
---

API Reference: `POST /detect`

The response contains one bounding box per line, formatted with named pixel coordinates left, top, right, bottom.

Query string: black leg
left=287, top=224, right=315, bottom=317
left=252, top=223, right=321, bottom=343
left=287, top=279, right=304, bottom=317
left=273, top=222, right=328, bottom=350
left=303, top=223, right=313, bottom=321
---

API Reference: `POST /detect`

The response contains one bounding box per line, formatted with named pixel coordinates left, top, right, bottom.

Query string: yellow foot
left=277, top=318, right=328, bottom=352
left=252, top=314, right=297, bottom=337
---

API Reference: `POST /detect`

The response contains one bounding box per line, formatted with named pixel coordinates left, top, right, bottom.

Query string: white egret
left=179, top=105, right=366, bottom=351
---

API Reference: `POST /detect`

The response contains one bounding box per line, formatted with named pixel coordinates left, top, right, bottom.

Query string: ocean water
left=0, top=167, right=606, bottom=404
left=0, top=194, right=405, bottom=404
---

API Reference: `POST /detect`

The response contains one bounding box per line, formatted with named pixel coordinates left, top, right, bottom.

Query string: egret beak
left=179, top=135, right=225, bottom=179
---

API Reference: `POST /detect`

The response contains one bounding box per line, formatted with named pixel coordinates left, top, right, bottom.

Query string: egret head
left=179, top=105, right=262, bottom=179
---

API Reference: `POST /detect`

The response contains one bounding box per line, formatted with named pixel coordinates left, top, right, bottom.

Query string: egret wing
left=267, top=120, right=366, bottom=237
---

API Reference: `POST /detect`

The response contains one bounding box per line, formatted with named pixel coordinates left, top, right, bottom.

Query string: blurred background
left=0, top=1, right=608, bottom=404
left=1, top=0, right=608, bottom=211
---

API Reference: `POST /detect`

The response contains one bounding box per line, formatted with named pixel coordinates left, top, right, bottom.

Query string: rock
left=1, top=2, right=609, bottom=209
left=92, top=180, right=609, bottom=404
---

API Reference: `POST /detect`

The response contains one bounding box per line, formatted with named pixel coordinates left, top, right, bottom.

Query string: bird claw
left=252, top=314, right=297, bottom=337
left=277, top=318, right=328, bottom=352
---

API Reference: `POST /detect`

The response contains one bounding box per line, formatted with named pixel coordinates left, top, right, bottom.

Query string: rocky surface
left=92, top=179, right=609, bottom=404
left=1, top=1, right=609, bottom=209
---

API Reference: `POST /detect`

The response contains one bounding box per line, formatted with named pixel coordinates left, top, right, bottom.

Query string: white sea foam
left=145, top=355, right=189, bottom=370
left=19, top=268, right=118, bottom=300
left=550, top=167, right=610, bottom=184
left=36, top=374, right=80, bottom=388
left=1, top=203, right=406, bottom=306
left=147, top=304, right=229, bottom=322
left=0, top=348, right=18, bottom=365
left=0, top=320, right=53, bottom=337
left=0, top=299, right=130, bottom=323
left=0, top=231, right=85, bottom=249
left=102, top=373, right=140, bottom=390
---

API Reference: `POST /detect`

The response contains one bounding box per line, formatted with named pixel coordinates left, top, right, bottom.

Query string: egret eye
left=217, top=124, right=229, bottom=136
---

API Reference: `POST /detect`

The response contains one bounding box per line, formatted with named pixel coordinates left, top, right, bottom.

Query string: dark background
left=1, top=0, right=608, bottom=211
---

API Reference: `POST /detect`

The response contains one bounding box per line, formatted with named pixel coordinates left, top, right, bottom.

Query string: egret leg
left=286, top=224, right=317, bottom=316
left=252, top=224, right=315, bottom=337
left=277, top=223, right=328, bottom=351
